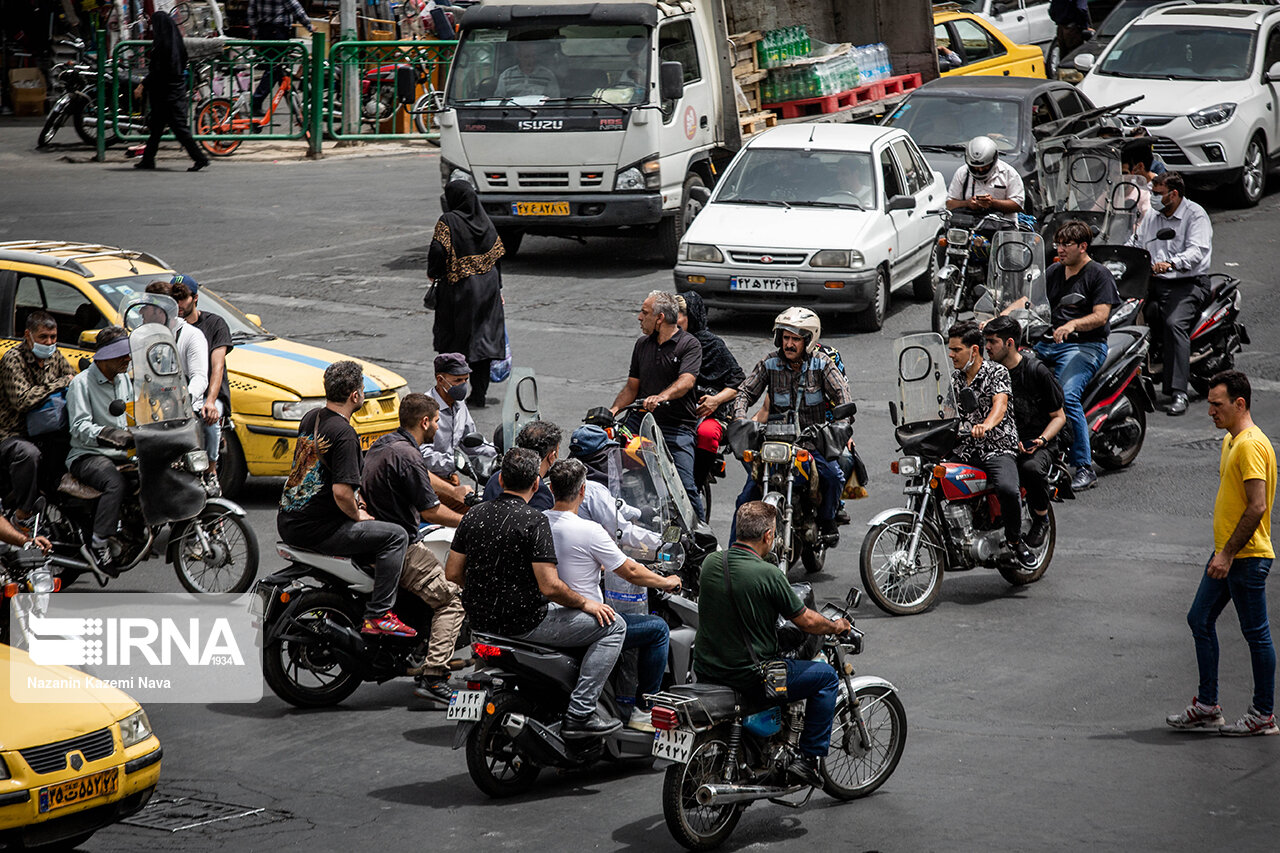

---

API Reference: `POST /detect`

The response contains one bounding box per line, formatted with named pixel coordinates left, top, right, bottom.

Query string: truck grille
left=19, top=727, right=115, bottom=774
left=1152, top=138, right=1190, bottom=165
left=517, top=171, right=570, bottom=188
left=727, top=250, right=808, bottom=266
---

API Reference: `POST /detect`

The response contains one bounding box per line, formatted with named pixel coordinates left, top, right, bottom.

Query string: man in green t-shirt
left=694, top=501, right=852, bottom=787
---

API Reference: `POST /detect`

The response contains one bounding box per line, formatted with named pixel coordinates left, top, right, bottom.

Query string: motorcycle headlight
left=1188, top=103, right=1235, bottom=129
left=272, top=397, right=325, bottom=421
left=118, top=709, right=153, bottom=748
left=29, top=566, right=56, bottom=594
left=184, top=450, right=210, bottom=474
left=946, top=228, right=969, bottom=247
left=897, top=456, right=922, bottom=477
left=810, top=249, right=851, bottom=268
left=760, top=442, right=792, bottom=464
left=684, top=243, right=723, bottom=263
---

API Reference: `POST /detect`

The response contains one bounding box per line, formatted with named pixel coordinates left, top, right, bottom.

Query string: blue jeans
left=664, top=424, right=704, bottom=520
left=733, top=451, right=844, bottom=539
left=516, top=604, right=627, bottom=718
left=1034, top=341, right=1107, bottom=469
left=1187, top=556, right=1275, bottom=715
left=784, top=659, right=840, bottom=757
left=621, top=612, right=669, bottom=710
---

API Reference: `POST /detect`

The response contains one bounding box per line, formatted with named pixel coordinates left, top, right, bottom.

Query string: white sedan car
left=674, top=124, right=946, bottom=331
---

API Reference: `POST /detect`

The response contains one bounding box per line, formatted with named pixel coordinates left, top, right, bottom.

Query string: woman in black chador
left=136, top=11, right=209, bottom=171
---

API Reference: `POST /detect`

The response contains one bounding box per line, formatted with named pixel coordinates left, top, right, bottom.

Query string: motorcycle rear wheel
left=172, top=507, right=259, bottom=593
left=800, top=540, right=825, bottom=575
left=661, top=730, right=743, bottom=851
left=465, top=691, right=541, bottom=798
left=859, top=514, right=944, bottom=616
left=73, top=102, right=119, bottom=147
left=821, top=684, right=907, bottom=800
left=262, top=589, right=362, bottom=707
left=998, top=505, right=1055, bottom=585
left=931, top=277, right=954, bottom=334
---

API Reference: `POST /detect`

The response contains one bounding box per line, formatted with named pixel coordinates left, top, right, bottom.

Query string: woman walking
left=135, top=11, right=209, bottom=171
left=427, top=181, right=506, bottom=406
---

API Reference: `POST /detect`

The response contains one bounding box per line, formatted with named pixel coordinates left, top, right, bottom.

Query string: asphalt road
left=5, top=119, right=1280, bottom=851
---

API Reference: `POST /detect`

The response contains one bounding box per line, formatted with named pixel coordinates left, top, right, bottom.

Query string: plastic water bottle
left=878, top=43, right=891, bottom=80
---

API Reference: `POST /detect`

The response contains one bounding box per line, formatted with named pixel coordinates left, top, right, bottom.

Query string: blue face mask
left=31, top=342, right=57, bottom=360
left=1150, top=192, right=1166, bottom=213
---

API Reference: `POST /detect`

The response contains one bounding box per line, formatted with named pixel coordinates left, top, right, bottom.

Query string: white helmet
left=773, top=306, right=822, bottom=353
left=964, top=135, right=1000, bottom=181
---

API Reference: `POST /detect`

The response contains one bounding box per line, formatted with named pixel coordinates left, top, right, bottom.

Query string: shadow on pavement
left=369, top=760, right=656, bottom=808
left=610, top=810, right=809, bottom=851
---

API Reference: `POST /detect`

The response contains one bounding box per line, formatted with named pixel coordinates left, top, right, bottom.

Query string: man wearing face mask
left=421, top=352, right=479, bottom=512
left=0, top=311, right=76, bottom=523
left=1126, top=171, right=1214, bottom=417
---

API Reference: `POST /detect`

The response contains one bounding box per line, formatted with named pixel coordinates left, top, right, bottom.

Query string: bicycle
left=194, top=65, right=305, bottom=156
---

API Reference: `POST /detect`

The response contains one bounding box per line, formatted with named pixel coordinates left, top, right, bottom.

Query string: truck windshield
left=1098, top=25, right=1255, bottom=81
left=716, top=149, right=877, bottom=209
left=886, top=95, right=1021, bottom=153
left=449, top=24, right=651, bottom=106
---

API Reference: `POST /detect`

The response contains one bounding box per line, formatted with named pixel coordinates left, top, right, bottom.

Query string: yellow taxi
left=934, top=8, right=1045, bottom=79
left=0, top=241, right=408, bottom=498
left=0, top=643, right=162, bottom=849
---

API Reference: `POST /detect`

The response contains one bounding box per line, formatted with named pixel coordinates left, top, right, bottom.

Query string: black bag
left=25, top=391, right=68, bottom=437
left=718, top=549, right=788, bottom=703
left=422, top=280, right=439, bottom=310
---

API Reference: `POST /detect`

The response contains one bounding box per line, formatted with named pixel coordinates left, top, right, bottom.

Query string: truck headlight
left=615, top=156, right=660, bottom=190
left=614, top=167, right=644, bottom=190
left=810, top=249, right=851, bottom=268
left=272, top=398, right=325, bottom=421
left=1188, top=103, right=1236, bottom=129
left=684, top=243, right=723, bottom=263
left=118, top=709, right=153, bottom=748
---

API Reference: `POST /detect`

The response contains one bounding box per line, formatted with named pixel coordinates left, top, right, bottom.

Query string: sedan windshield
left=885, top=95, right=1021, bottom=153
left=94, top=276, right=275, bottom=342
left=1098, top=0, right=1165, bottom=39
left=1098, top=25, right=1256, bottom=81
left=716, top=149, right=876, bottom=209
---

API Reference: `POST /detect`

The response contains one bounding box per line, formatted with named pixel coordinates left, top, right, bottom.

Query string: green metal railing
left=326, top=40, right=453, bottom=140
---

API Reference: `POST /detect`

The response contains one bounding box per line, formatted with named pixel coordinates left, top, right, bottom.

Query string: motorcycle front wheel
left=821, top=684, right=907, bottom=800
left=661, top=728, right=743, bottom=851
left=73, top=100, right=119, bottom=147
left=172, top=506, right=259, bottom=593
left=859, top=512, right=944, bottom=615
left=38, top=96, right=72, bottom=148
left=931, top=277, right=956, bottom=334
left=465, top=691, right=541, bottom=798
left=262, top=589, right=362, bottom=707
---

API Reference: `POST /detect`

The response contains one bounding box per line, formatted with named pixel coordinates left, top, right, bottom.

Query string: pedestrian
left=248, top=0, right=312, bottom=118
left=427, top=181, right=507, bottom=408
left=1167, top=370, right=1277, bottom=736
left=1048, top=0, right=1093, bottom=57
left=133, top=12, right=209, bottom=172
left=171, top=274, right=233, bottom=482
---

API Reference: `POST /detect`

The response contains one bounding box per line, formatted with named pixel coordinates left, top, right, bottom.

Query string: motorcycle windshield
left=986, top=230, right=1049, bottom=318
left=1038, top=136, right=1139, bottom=243
left=123, top=300, right=192, bottom=425
left=498, top=367, right=540, bottom=454
left=895, top=333, right=953, bottom=426
left=637, top=413, right=698, bottom=536
left=597, top=442, right=663, bottom=562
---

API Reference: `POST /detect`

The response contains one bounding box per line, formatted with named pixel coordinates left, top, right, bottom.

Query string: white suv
left=1075, top=3, right=1280, bottom=205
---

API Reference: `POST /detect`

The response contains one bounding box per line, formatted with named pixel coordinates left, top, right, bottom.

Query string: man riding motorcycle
left=732, top=307, right=851, bottom=542
left=947, top=135, right=1025, bottom=216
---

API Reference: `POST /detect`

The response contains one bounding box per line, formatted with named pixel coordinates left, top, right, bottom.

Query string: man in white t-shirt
left=946, top=135, right=1024, bottom=216
left=544, top=459, right=681, bottom=733
left=144, top=282, right=208, bottom=414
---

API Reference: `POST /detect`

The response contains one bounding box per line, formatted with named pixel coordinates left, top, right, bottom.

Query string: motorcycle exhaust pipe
left=695, top=783, right=802, bottom=806
left=501, top=713, right=578, bottom=767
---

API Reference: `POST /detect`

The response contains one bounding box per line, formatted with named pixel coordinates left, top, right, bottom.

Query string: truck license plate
left=512, top=202, right=570, bottom=216
left=447, top=689, right=486, bottom=721
left=652, top=729, right=694, bottom=763
left=730, top=276, right=798, bottom=293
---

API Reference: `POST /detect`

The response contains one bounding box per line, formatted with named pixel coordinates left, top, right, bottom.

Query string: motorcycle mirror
left=846, top=587, right=863, bottom=609
left=460, top=432, right=485, bottom=449
left=396, top=64, right=416, bottom=104
left=1156, top=227, right=1175, bottom=241
left=829, top=401, right=857, bottom=421
left=108, top=399, right=127, bottom=417
left=957, top=387, right=979, bottom=415
left=888, top=401, right=899, bottom=427
left=974, top=293, right=996, bottom=315
left=78, top=357, right=91, bottom=371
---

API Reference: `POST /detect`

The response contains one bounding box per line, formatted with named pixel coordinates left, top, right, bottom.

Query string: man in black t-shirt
left=173, top=275, right=233, bottom=479
left=609, top=290, right=704, bottom=517
left=986, top=317, right=1067, bottom=548
left=277, top=361, right=414, bottom=638
left=1032, top=220, right=1120, bottom=493
left=445, top=447, right=626, bottom=738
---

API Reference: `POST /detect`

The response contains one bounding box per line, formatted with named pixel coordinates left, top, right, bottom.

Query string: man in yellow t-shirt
left=1167, top=370, right=1278, bottom=736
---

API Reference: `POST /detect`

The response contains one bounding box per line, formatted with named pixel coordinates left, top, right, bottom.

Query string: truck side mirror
left=79, top=329, right=100, bottom=349
left=396, top=64, right=416, bottom=105
left=1268, top=61, right=1280, bottom=83
left=659, top=61, right=684, bottom=102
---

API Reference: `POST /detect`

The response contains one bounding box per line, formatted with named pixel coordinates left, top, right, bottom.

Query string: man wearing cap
left=422, top=353, right=479, bottom=513
left=66, top=326, right=135, bottom=574
left=172, top=274, right=233, bottom=479
left=145, top=281, right=209, bottom=422
left=568, top=424, right=662, bottom=555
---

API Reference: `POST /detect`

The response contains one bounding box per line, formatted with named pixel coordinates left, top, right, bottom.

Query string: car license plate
left=447, top=689, right=486, bottom=721
left=38, top=768, right=118, bottom=814
left=730, top=276, right=798, bottom=293
left=512, top=201, right=570, bottom=216
left=652, top=728, right=694, bottom=763
left=359, top=430, right=392, bottom=451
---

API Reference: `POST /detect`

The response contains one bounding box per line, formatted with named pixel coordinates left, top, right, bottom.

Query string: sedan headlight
left=683, top=243, right=724, bottom=263
left=272, top=397, right=325, bottom=421
left=810, top=249, right=851, bottom=268
left=119, top=709, right=153, bottom=748
left=1188, top=103, right=1236, bottom=129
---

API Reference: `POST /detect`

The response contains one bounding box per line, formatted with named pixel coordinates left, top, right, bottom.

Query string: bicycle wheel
left=195, top=97, right=242, bottom=156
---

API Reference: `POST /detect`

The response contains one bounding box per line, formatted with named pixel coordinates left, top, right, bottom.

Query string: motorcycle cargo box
left=895, top=418, right=961, bottom=459
left=9, top=68, right=46, bottom=116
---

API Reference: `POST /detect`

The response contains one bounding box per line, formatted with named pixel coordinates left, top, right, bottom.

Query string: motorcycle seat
left=1097, top=329, right=1140, bottom=378
left=57, top=473, right=102, bottom=501
left=276, top=542, right=371, bottom=576
left=471, top=630, right=587, bottom=662
left=658, top=682, right=748, bottom=720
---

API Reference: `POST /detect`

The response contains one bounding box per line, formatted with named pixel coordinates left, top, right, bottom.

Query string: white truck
left=436, top=0, right=936, bottom=262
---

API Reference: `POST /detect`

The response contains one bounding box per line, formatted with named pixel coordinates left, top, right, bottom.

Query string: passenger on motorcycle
left=983, top=316, right=1067, bottom=549
left=545, top=459, right=681, bottom=733
left=65, top=326, right=134, bottom=574
left=732, top=307, right=851, bottom=541
left=0, top=310, right=75, bottom=523
left=694, top=501, right=851, bottom=789
left=676, top=291, right=745, bottom=514
left=277, top=361, right=415, bottom=638
left=946, top=321, right=1036, bottom=567
left=422, top=353, right=479, bottom=512
left=1121, top=139, right=1157, bottom=221
left=360, top=392, right=466, bottom=703
left=946, top=135, right=1025, bottom=215
left=567, top=425, right=662, bottom=554
left=481, top=419, right=560, bottom=510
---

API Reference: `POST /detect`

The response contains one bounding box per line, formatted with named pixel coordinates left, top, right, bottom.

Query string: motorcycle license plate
left=447, top=689, right=486, bottom=721
left=512, top=202, right=570, bottom=216
left=38, top=768, right=119, bottom=813
left=652, top=728, right=694, bottom=763
left=730, top=276, right=797, bottom=294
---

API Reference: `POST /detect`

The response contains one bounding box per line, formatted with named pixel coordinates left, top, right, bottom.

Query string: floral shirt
left=949, top=359, right=1019, bottom=461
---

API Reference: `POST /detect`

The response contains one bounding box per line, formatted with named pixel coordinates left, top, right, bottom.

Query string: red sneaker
left=362, top=611, right=417, bottom=637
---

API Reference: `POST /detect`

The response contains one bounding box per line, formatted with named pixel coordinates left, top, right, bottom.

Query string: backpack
left=815, top=343, right=847, bottom=421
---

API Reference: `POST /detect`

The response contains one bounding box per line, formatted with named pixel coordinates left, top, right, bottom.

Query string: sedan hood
left=227, top=340, right=406, bottom=398
left=1079, top=74, right=1237, bottom=118
left=685, top=202, right=876, bottom=251
left=0, top=645, right=140, bottom=750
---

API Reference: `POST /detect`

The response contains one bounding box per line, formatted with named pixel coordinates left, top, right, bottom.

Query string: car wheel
left=1231, top=134, right=1267, bottom=208
left=854, top=266, right=889, bottom=332
left=216, top=428, right=247, bottom=500
left=656, top=174, right=707, bottom=266
left=912, top=240, right=940, bottom=301
left=1045, top=39, right=1060, bottom=79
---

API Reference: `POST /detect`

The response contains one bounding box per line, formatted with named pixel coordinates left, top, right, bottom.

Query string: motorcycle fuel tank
left=938, top=462, right=989, bottom=501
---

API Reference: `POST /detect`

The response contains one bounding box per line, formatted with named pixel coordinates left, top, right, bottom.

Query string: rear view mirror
left=1059, top=292, right=1087, bottom=307
left=830, top=401, right=857, bottom=421
left=396, top=64, right=416, bottom=105
left=78, top=329, right=100, bottom=349
left=846, top=587, right=863, bottom=609
left=659, top=61, right=684, bottom=101
left=108, top=399, right=127, bottom=417
left=888, top=401, right=899, bottom=427
left=886, top=194, right=916, bottom=212
left=1074, top=54, right=1095, bottom=72
left=690, top=185, right=712, bottom=205
left=245, top=313, right=263, bottom=327
left=460, top=432, right=485, bottom=449
left=1267, top=61, right=1280, bottom=83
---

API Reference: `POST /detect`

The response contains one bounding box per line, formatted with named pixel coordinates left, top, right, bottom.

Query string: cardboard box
left=295, top=19, right=332, bottom=41
left=9, top=68, right=46, bottom=117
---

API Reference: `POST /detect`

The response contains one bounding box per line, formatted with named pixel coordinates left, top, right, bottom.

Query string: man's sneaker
left=786, top=753, right=823, bottom=788
left=362, top=611, right=417, bottom=638
left=1010, top=539, right=1037, bottom=568
left=1025, top=514, right=1051, bottom=549
left=626, top=708, right=655, bottom=733
left=835, top=507, right=851, bottom=526
left=562, top=713, right=622, bottom=738
left=413, top=676, right=454, bottom=706
left=1220, top=706, right=1279, bottom=736
left=1166, top=697, right=1226, bottom=730
left=1071, top=466, right=1098, bottom=492
left=89, top=542, right=120, bottom=578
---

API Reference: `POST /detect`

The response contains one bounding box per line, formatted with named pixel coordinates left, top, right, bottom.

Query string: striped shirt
left=732, top=350, right=850, bottom=429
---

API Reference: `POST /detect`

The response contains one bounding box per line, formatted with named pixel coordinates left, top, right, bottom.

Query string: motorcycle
left=931, top=209, right=1035, bottom=334
left=723, top=402, right=857, bottom=575
left=648, top=587, right=906, bottom=851
left=37, top=37, right=147, bottom=149
left=858, top=329, right=1066, bottom=616
left=0, top=504, right=60, bottom=646
left=43, top=293, right=258, bottom=593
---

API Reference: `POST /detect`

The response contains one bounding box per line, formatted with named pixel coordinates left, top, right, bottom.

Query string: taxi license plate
left=359, top=430, right=391, bottom=451
left=512, top=202, right=570, bottom=216
left=38, top=768, right=119, bottom=814
left=730, top=276, right=798, bottom=293
left=652, top=728, right=694, bottom=763
left=447, top=689, right=486, bottom=722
